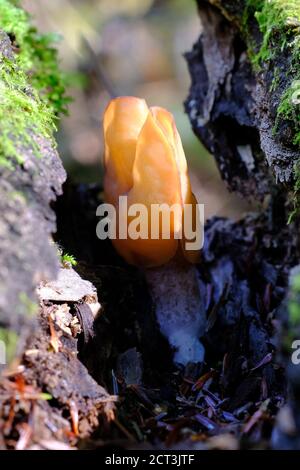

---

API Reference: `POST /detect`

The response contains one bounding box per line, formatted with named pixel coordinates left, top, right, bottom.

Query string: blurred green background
left=23, top=0, right=253, bottom=220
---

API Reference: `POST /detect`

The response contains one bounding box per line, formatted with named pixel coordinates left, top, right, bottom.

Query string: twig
left=81, top=35, right=118, bottom=98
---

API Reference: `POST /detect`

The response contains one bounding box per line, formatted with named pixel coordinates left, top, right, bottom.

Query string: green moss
left=243, top=1, right=300, bottom=139
left=0, top=57, right=56, bottom=164
left=287, top=160, right=300, bottom=223
left=270, top=67, right=280, bottom=93
left=242, top=1, right=300, bottom=220
left=277, top=80, right=300, bottom=146
left=0, top=0, right=70, bottom=166
left=249, top=1, right=300, bottom=63
left=0, top=327, right=18, bottom=364
left=289, top=272, right=300, bottom=326
left=61, top=252, right=78, bottom=269
left=0, top=0, right=69, bottom=114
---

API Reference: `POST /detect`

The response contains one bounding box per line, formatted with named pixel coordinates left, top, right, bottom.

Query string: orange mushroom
left=103, top=96, right=201, bottom=268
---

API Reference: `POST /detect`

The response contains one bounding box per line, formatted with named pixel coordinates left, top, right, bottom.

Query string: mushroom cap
left=103, top=96, right=200, bottom=267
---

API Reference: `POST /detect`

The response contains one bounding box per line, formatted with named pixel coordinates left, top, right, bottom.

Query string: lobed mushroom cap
left=103, top=96, right=200, bottom=267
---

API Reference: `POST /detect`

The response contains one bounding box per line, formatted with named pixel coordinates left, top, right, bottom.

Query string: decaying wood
left=185, top=0, right=300, bottom=449
left=185, top=0, right=299, bottom=199
left=0, top=31, right=66, bottom=338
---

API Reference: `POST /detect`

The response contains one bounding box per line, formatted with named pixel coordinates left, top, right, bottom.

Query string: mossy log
left=0, top=0, right=71, bottom=361
left=185, top=0, right=300, bottom=205
left=0, top=30, right=66, bottom=361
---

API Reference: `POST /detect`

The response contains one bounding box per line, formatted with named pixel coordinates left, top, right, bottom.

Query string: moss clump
left=241, top=1, right=300, bottom=220
left=0, top=56, right=56, bottom=166
left=243, top=1, right=300, bottom=143
left=0, top=0, right=69, bottom=114
left=0, top=0, right=70, bottom=166
left=277, top=79, right=300, bottom=147
left=246, top=1, right=300, bottom=63
left=61, top=252, right=78, bottom=269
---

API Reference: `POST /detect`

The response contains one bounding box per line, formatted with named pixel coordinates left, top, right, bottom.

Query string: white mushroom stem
left=144, top=259, right=205, bottom=366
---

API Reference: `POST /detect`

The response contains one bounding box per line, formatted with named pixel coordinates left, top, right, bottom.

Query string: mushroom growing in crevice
left=102, top=96, right=205, bottom=365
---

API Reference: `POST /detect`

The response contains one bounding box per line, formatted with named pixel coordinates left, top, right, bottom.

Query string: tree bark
left=185, top=0, right=299, bottom=200
left=0, top=30, right=66, bottom=359
left=185, top=0, right=300, bottom=449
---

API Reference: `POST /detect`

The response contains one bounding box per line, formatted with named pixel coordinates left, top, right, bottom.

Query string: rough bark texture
left=185, top=0, right=300, bottom=449
left=185, top=0, right=299, bottom=200
left=0, top=31, right=66, bottom=339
